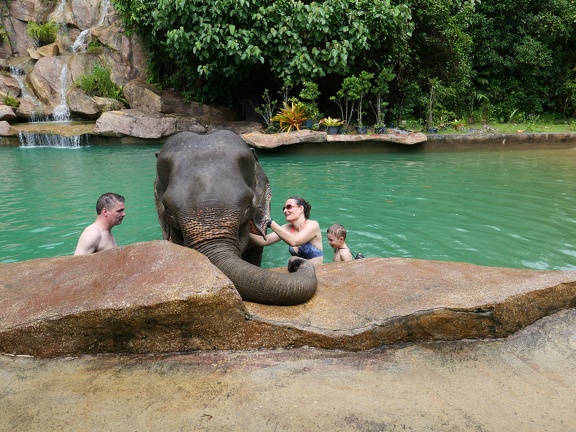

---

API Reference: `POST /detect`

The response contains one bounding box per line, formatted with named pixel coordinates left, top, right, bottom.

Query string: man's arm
left=74, top=225, right=101, bottom=255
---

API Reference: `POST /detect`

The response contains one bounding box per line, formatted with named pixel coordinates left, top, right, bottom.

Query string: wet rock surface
left=2, top=308, right=576, bottom=430
left=1, top=240, right=575, bottom=357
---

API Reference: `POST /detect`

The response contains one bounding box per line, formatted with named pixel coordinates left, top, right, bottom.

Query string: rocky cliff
left=0, top=0, right=236, bottom=130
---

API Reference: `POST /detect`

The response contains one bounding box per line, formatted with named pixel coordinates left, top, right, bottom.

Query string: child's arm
left=339, top=248, right=354, bottom=261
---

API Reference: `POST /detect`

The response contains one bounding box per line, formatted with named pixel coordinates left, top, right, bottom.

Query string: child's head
left=327, top=224, right=347, bottom=248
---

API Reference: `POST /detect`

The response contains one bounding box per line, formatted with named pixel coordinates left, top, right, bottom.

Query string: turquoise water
left=1, top=143, right=575, bottom=270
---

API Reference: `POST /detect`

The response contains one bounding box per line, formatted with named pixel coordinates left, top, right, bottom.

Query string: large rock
left=27, top=56, right=67, bottom=107
left=123, top=80, right=236, bottom=121
left=0, top=241, right=246, bottom=357
left=0, top=105, right=17, bottom=121
left=242, top=130, right=428, bottom=149
left=0, top=73, right=21, bottom=97
left=0, top=120, right=17, bottom=135
left=66, top=86, right=100, bottom=119
left=1, top=240, right=576, bottom=357
left=94, top=109, right=177, bottom=138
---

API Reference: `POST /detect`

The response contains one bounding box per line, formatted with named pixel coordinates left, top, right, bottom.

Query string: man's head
left=96, top=192, right=125, bottom=227
left=96, top=192, right=125, bottom=214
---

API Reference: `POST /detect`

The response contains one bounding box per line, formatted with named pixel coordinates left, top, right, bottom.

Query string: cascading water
left=72, top=0, right=110, bottom=52
left=16, top=63, right=86, bottom=148
left=9, top=65, right=43, bottom=121
left=52, top=64, right=71, bottom=122
left=72, top=29, right=90, bottom=52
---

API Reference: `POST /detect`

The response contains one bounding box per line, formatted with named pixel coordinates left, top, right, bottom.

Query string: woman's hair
left=289, top=196, right=311, bottom=219
left=327, top=223, right=347, bottom=240
left=96, top=192, right=125, bottom=214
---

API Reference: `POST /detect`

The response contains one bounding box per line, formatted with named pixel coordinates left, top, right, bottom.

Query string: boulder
left=27, top=56, right=67, bottom=107
left=94, top=109, right=177, bottom=138
left=93, top=96, right=124, bottom=112
left=70, top=0, right=102, bottom=29
left=0, top=105, right=17, bottom=121
left=0, top=74, right=21, bottom=97
left=67, top=86, right=100, bottom=119
left=15, top=97, right=44, bottom=120
left=242, top=130, right=428, bottom=149
left=1, top=240, right=576, bottom=357
left=0, top=120, right=17, bottom=135
left=123, top=79, right=236, bottom=122
left=36, top=43, right=59, bottom=58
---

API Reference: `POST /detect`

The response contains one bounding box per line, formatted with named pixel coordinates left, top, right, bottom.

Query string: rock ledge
left=1, top=241, right=575, bottom=357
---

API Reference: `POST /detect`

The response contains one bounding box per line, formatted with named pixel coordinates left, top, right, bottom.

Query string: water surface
left=1, top=144, right=575, bottom=270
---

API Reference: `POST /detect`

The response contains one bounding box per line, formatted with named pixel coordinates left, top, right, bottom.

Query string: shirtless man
left=74, top=192, right=126, bottom=255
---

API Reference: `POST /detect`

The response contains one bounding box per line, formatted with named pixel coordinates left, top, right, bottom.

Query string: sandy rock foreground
left=1, top=308, right=575, bottom=431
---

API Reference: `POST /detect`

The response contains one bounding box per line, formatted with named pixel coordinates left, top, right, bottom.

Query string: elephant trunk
left=197, top=241, right=317, bottom=306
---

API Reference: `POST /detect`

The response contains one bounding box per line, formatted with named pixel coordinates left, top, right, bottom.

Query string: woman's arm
left=269, top=220, right=320, bottom=247
left=249, top=231, right=281, bottom=247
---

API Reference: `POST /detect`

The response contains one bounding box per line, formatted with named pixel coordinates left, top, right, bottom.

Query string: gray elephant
left=154, top=130, right=317, bottom=305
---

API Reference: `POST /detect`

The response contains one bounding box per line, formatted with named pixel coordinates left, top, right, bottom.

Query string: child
left=326, top=224, right=354, bottom=262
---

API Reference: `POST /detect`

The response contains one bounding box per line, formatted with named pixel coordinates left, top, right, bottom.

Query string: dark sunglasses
left=283, top=204, right=300, bottom=211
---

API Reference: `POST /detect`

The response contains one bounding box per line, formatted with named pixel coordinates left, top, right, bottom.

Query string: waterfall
left=72, top=29, right=90, bottom=52
left=52, top=64, right=71, bottom=122
left=15, top=63, right=86, bottom=148
left=18, top=132, right=85, bottom=148
left=9, top=66, right=44, bottom=121
left=71, top=0, right=110, bottom=52
left=98, top=0, right=111, bottom=26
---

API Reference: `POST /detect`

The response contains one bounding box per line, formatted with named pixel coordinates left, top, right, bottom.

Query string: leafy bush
left=27, top=21, right=59, bottom=46
left=3, top=94, right=20, bottom=108
left=0, top=25, right=8, bottom=45
left=74, top=65, right=126, bottom=103
left=111, top=0, right=410, bottom=104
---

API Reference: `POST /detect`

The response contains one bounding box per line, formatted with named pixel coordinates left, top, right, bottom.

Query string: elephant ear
left=251, top=148, right=272, bottom=238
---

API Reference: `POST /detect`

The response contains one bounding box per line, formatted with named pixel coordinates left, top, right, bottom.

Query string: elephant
left=154, top=130, right=317, bottom=305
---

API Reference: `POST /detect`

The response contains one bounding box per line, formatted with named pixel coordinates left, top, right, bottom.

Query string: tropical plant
left=27, top=21, right=59, bottom=46
left=332, top=71, right=373, bottom=128
left=371, top=67, right=396, bottom=127
left=319, top=117, right=343, bottom=127
left=254, top=88, right=278, bottom=128
left=299, top=81, right=321, bottom=123
left=74, top=64, right=126, bottom=103
left=271, top=102, right=308, bottom=133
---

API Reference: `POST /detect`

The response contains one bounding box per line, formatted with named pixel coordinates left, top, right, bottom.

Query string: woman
left=251, top=196, right=324, bottom=265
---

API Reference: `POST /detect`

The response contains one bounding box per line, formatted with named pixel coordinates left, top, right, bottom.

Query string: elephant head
left=154, top=130, right=317, bottom=305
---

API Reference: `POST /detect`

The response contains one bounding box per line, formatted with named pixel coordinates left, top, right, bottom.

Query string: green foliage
left=468, top=0, right=576, bottom=118
left=111, top=0, right=409, bottom=104
left=371, top=67, right=396, bottom=126
left=86, top=40, right=103, bottom=53
left=27, top=21, right=59, bottom=46
left=254, top=88, right=279, bottom=127
left=319, top=116, right=343, bottom=127
left=332, top=71, right=373, bottom=127
left=110, top=0, right=576, bottom=122
left=74, top=65, right=126, bottom=103
left=3, top=93, right=20, bottom=108
left=0, top=25, right=7, bottom=45
left=271, top=102, right=308, bottom=133
left=298, top=81, right=321, bottom=121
